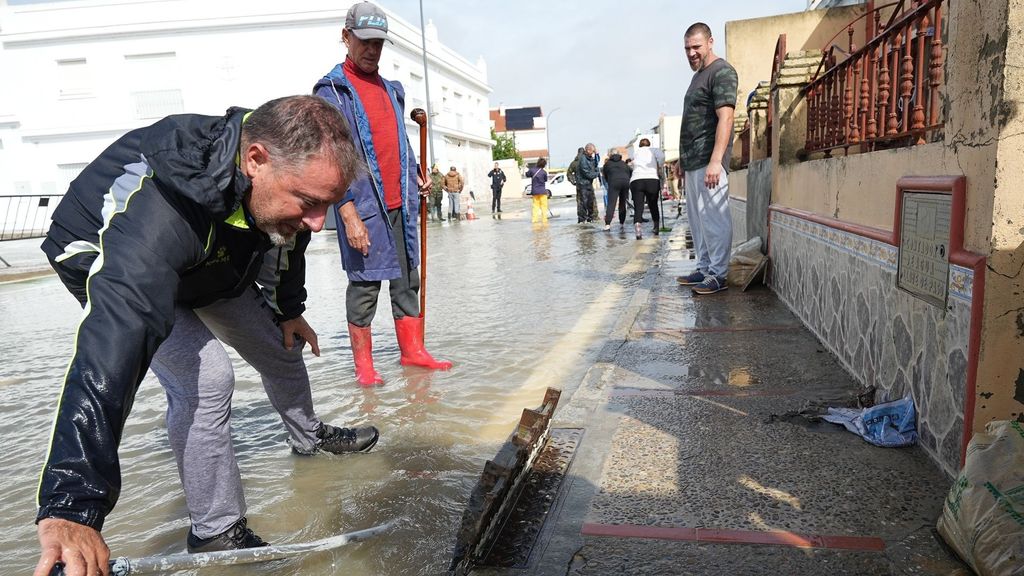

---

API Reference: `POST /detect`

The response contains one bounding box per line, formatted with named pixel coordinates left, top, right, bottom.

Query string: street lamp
left=544, top=107, right=561, bottom=166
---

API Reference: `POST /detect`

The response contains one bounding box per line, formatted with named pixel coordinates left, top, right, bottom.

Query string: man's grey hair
left=241, top=95, right=364, bottom=184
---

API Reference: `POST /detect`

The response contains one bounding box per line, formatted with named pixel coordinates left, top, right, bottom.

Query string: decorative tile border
left=770, top=211, right=974, bottom=302
left=771, top=211, right=897, bottom=269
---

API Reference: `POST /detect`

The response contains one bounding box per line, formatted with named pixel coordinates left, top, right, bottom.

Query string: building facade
left=490, top=105, right=548, bottom=167
left=0, top=0, right=493, bottom=209
left=726, top=0, right=1024, bottom=478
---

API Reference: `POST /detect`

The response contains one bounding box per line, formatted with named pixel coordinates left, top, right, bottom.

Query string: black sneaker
left=187, top=517, right=268, bottom=553
left=313, top=423, right=379, bottom=454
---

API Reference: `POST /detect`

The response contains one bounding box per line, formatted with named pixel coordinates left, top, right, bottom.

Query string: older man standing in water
left=33, top=96, right=380, bottom=576
left=674, top=22, right=738, bottom=295
left=314, top=1, right=452, bottom=387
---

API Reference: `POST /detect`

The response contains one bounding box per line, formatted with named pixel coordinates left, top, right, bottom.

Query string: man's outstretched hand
left=34, top=518, right=109, bottom=576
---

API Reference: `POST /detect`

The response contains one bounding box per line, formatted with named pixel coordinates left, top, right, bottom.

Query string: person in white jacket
left=629, top=138, right=665, bottom=239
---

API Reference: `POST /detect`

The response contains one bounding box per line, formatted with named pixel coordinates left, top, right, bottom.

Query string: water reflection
left=531, top=224, right=552, bottom=261
left=0, top=198, right=649, bottom=574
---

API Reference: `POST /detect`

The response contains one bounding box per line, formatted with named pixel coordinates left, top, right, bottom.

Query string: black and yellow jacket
left=37, top=107, right=309, bottom=530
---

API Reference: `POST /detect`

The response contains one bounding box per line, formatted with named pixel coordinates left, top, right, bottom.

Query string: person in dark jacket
left=601, top=152, right=632, bottom=230
left=576, top=143, right=600, bottom=223
left=487, top=162, right=507, bottom=213
left=314, top=1, right=451, bottom=387
left=568, top=147, right=583, bottom=222
left=429, top=164, right=444, bottom=222
left=34, top=96, right=379, bottom=576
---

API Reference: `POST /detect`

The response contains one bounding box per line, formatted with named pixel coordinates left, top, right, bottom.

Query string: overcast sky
left=386, top=0, right=809, bottom=166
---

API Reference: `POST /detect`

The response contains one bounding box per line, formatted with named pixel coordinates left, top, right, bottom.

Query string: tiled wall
left=769, top=210, right=970, bottom=476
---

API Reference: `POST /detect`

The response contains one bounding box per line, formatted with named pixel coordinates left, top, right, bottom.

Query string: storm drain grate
left=478, top=428, right=584, bottom=568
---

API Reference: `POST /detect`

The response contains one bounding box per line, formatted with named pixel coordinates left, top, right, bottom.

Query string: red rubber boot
left=394, top=316, right=453, bottom=370
left=348, top=323, right=384, bottom=386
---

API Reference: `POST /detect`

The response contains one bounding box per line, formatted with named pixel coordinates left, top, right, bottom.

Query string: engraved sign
left=898, top=192, right=951, bottom=307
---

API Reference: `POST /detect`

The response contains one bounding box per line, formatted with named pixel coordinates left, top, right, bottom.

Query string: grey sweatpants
left=149, top=287, right=321, bottom=538
left=684, top=165, right=733, bottom=278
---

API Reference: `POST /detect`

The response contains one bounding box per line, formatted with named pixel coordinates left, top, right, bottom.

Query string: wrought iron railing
left=1, top=194, right=61, bottom=242
left=804, top=0, right=945, bottom=157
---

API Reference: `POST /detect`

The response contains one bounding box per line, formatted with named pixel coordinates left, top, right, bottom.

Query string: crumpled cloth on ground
left=822, top=395, right=918, bottom=447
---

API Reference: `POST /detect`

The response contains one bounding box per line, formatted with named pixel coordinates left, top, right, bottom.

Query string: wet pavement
left=475, top=217, right=971, bottom=575
left=0, top=196, right=971, bottom=575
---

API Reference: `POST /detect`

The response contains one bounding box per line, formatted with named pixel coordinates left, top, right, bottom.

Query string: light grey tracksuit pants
left=148, top=287, right=321, bottom=538
left=684, top=165, right=733, bottom=278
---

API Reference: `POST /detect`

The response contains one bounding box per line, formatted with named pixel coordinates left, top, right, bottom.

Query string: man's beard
left=267, top=230, right=292, bottom=246
left=254, top=215, right=296, bottom=247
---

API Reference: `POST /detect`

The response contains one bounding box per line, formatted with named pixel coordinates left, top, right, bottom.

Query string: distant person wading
left=526, top=157, right=550, bottom=224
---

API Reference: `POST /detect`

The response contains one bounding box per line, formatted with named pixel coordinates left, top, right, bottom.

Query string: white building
left=490, top=105, right=549, bottom=167
left=0, top=0, right=493, bottom=208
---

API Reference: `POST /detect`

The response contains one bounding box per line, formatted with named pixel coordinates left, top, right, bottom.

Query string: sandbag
left=937, top=420, right=1024, bottom=576
left=727, top=237, right=766, bottom=287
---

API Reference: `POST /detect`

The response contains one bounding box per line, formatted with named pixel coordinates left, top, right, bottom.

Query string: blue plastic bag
left=822, top=396, right=918, bottom=447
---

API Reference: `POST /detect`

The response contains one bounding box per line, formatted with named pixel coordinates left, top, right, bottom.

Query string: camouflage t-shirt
left=680, top=58, right=738, bottom=172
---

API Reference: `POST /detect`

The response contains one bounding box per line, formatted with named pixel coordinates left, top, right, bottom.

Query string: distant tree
left=491, top=128, right=524, bottom=168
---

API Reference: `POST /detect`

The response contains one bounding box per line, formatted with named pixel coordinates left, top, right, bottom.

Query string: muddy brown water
left=0, top=197, right=655, bottom=575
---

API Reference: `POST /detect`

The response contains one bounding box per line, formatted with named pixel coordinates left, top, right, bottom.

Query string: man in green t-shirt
left=675, top=22, right=738, bottom=295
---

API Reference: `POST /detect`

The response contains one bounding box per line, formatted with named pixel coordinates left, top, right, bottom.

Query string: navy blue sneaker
left=692, top=275, right=728, bottom=295
left=676, top=270, right=706, bottom=286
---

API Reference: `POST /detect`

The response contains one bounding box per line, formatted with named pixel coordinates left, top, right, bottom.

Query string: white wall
left=508, top=130, right=547, bottom=155
left=0, top=0, right=493, bottom=198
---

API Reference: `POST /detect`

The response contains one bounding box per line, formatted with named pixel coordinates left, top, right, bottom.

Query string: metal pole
left=418, top=0, right=435, bottom=167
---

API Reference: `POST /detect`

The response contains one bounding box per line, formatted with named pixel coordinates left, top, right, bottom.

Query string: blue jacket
left=526, top=166, right=547, bottom=195
left=314, top=64, right=420, bottom=281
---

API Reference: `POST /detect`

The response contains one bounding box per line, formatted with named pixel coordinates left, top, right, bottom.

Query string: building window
left=131, top=90, right=184, bottom=119
left=124, top=53, right=182, bottom=119
left=57, top=58, right=92, bottom=99
left=57, top=163, right=88, bottom=192
left=408, top=72, right=424, bottom=98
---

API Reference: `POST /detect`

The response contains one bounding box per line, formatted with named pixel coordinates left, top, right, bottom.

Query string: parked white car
left=522, top=172, right=576, bottom=198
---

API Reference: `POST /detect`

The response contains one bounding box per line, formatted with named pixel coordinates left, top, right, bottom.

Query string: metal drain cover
left=479, top=428, right=584, bottom=568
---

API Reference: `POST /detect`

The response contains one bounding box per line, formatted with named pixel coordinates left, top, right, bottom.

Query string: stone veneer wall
left=769, top=210, right=971, bottom=477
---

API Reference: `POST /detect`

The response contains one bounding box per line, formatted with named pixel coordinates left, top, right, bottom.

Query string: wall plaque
left=897, top=191, right=951, bottom=307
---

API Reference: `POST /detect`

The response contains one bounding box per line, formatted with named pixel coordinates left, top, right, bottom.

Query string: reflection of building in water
left=0, top=0, right=493, bottom=212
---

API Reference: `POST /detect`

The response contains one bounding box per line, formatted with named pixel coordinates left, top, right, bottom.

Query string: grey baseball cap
left=346, top=2, right=390, bottom=42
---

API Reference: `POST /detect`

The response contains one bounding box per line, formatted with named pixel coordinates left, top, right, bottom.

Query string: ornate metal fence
left=804, top=0, right=945, bottom=157
left=1, top=194, right=61, bottom=241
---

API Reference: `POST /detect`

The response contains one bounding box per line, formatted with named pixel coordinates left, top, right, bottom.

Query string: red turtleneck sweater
left=344, top=58, right=402, bottom=209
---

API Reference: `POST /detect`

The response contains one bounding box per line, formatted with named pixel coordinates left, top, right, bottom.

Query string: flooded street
left=0, top=196, right=659, bottom=575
